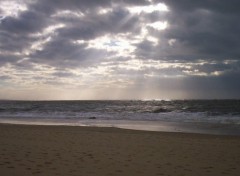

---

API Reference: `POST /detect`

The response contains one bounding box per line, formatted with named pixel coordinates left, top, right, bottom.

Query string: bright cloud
left=128, top=3, right=169, bottom=14
left=86, top=34, right=135, bottom=56
left=0, top=0, right=28, bottom=17
left=147, top=21, right=168, bottom=30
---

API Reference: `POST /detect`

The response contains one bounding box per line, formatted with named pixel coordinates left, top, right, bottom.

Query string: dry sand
left=0, top=124, right=240, bottom=176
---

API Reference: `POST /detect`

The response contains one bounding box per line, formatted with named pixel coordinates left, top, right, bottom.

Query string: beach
left=0, top=124, right=240, bottom=176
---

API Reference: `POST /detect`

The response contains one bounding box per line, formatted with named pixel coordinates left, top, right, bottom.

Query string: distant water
left=0, top=100, right=240, bottom=135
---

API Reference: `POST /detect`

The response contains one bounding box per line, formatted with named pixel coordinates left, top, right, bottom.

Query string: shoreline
left=0, top=118, right=240, bottom=136
left=0, top=123, right=240, bottom=176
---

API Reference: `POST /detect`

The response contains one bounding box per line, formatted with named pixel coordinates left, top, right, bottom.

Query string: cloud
left=160, top=0, right=240, bottom=60
left=0, top=0, right=240, bottom=99
left=55, top=7, right=139, bottom=40
left=30, top=37, right=111, bottom=68
left=1, top=10, right=49, bottom=34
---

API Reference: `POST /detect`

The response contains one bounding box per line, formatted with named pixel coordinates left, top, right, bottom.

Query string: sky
left=0, top=0, right=240, bottom=100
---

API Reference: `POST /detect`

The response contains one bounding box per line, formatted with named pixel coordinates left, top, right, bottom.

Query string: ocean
left=0, top=100, right=240, bottom=135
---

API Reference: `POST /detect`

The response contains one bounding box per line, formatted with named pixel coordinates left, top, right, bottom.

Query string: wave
left=0, top=100, right=239, bottom=124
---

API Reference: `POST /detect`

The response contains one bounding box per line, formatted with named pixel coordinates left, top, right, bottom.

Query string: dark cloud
left=134, top=0, right=240, bottom=61
left=30, top=37, right=110, bottom=68
left=192, top=61, right=240, bottom=74
left=29, top=0, right=110, bottom=15
left=164, top=0, right=240, bottom=14
left=1, top=0, right=239, bottom=63
left=161, top=0, right=240, bottom=60
left=181, top=72, right=240, bottom=99
left=1, top=10, right=49, bottom=34
left=52, top=71, right=76, bottom=78
left=0, top=0, right=240, bottom=99
left=0, top=31, right=35, bottom=53
left=56, top=7, right=139, bottom=40
left=0, top=50, right=25, bottom=66
left=0, top=0, right=141, bottom=68
left=30, top=0, right=150, bottom=15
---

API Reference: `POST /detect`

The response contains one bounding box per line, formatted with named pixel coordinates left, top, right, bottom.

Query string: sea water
left=0, top=100, right=240, bottom=135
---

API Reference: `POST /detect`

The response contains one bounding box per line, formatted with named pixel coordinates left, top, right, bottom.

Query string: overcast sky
left=0, top=0, right=240, bottom=100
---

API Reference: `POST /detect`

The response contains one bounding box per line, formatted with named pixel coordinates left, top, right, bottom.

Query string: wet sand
left=0, top=124, right=240, bottom=176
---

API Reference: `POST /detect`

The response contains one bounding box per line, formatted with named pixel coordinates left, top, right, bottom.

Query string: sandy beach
left=0, top=124, right=240, bottom=176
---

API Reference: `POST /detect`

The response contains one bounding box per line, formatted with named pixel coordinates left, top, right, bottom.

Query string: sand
left=0, top=124, right=240, bottom=176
